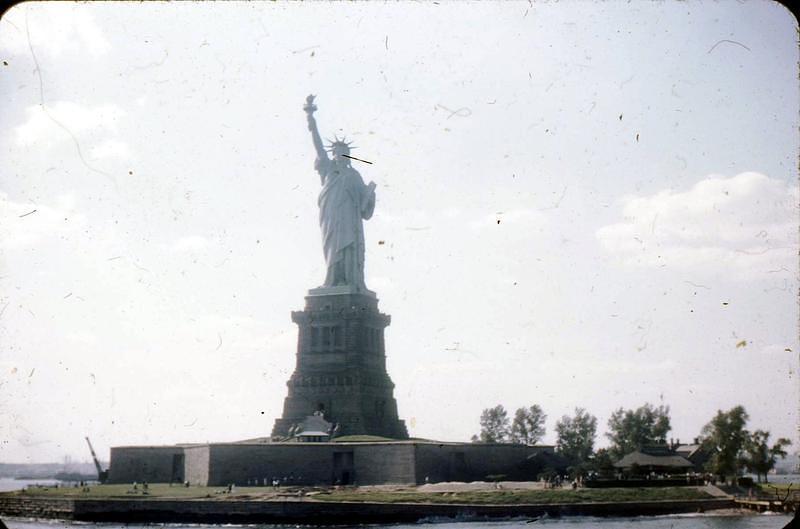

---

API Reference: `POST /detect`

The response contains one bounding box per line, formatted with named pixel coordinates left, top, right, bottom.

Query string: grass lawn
left=5, top=484, right=713, bottom=505
left=757, top=482, right=798, bottom=490
left=332, top=435, right=395, bottom=442
left=756, top=482, right=799, bottom=499
left=6, top=483, right=271, bottom=499
left=314, top=487, right=712, bottom=505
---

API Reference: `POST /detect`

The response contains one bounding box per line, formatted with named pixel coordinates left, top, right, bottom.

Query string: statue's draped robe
left=315, top=156, right=375, bottom=289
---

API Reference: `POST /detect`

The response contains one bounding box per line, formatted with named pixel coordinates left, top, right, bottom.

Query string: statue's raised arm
left=304, top=95, right=328, bottom=171
left=304, top=94, right=375, bottom=292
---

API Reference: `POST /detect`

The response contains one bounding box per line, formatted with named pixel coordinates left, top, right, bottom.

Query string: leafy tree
left=588, top=447, right=616, bottom=478
left=555, top=408, right=597, bottom=467
left=510, top=405, right=547, bottom=445
left=700, top=406, right=750, bottom=484
left=477, top=405, right=510, bottom=443
left=742, top=430, right=792, bottom=483
left=606, top=403, right=671, bottom=459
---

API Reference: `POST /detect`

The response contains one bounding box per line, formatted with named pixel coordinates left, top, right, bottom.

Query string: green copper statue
left=304, top=95, right=376, bottom=291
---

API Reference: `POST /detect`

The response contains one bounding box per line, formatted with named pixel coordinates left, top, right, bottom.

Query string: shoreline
left=0, top=496, right=738, bottom=524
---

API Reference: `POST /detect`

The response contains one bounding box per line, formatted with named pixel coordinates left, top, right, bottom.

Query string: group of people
left=71, top=480, right=92, bottom=492
left=243, top=474, right=300, bottom=487
left=128, top=481, right=149, bottom=494
left=542, top=475, right=583, bottom=489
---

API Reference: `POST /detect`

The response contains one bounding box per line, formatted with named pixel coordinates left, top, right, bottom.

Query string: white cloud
left=539, top=357, right=678, bottom=376
left=0, top=3, right=109, bottom=58
left=90, top=139, right=131, bottom=160
left=367, top=275, right=396, bottom=293
left=65, top=331, right=99, bottom=346
left=596, top=172, right=799, bottom=278
left=376, top=209, right=431, bottom=228
left=465, top=208, right=548, bottom=252
left=15, top=102, right=126, bottom=146
left=440, top=206, right=461, bottom=219
left=0, top=191, right=85, bottom=250
left=470, top=208, right=545, bottom=231
left=171, top=235, right=210, bottom=253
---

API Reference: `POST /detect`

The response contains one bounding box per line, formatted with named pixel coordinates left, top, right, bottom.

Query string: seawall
left=0, top=496, right=737, bottom=524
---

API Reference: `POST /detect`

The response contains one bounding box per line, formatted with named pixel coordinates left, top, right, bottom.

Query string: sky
left=0, top=1, right=798, bottom=465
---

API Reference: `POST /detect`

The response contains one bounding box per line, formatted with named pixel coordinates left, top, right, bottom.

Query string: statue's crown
left=326, top=135, right=356, bottom=153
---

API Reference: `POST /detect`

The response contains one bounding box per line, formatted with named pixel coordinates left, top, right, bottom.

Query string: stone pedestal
left=272, top=288, right=408, bottom=439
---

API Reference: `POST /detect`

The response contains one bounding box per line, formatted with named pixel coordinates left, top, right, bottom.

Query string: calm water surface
left=0, top=478, right=63, bottom=492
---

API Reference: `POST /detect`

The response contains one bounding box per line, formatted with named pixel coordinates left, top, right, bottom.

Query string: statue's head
left=327, top=136, right=355, bottom=162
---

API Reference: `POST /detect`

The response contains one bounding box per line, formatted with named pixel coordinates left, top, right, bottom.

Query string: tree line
left=472, top=403, right=792, bottom=483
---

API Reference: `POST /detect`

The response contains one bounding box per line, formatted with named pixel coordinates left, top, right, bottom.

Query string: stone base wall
left=207, top=443, right=336, bottom=486
left=273, top=292, right=408, bottom=440
left=414, top=443, right=548, bottom=484
left=107, top=446, right=186, bottom=484
left=205, top=443, right=416, bottom=486
left=0, top=495, right=739, bottom=524
left=183, top=445, right=210, bottom=486
left=108, top=441, right=553, bottom=487
left=354, top=443, right=415, bottom=485
left=0, top=496, right=76, bottom=519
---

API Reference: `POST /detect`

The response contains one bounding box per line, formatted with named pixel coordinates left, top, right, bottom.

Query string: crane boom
left=84, top=436, right=107, bottom=481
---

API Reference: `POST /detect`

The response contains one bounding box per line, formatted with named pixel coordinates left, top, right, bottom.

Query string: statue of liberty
left=304, top=95, right=376, bottom=292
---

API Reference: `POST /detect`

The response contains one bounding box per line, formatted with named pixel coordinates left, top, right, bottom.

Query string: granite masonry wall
left=206, top=443, right=335, bottom=486
left=183, top=445, right=210, bottom=486
left=107, top=446, right=186, bottom=484
left=0, top=495, right=738, bottom=524
left=352, top=443, right=415, bottom=485
left=414, top=443, right=546, bottom=484
left=108, top=441, right=552, bottom=486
